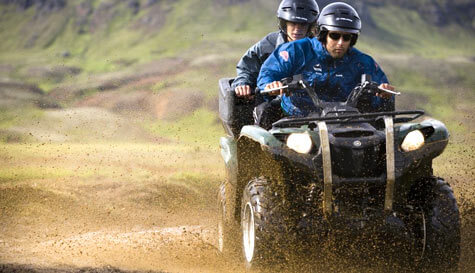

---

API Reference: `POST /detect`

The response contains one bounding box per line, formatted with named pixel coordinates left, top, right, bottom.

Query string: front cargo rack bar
left=272, top=110, right=424, bottom=128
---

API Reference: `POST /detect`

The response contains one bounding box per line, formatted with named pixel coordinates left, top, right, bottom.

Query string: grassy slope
left=0, top=1, right=474, bottom=144
left=0, top=0, right=275, bottom=72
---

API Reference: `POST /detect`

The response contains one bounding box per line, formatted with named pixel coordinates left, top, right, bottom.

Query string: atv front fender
left=220, top=136, right=238, bottom=185
left=397, top=119, right=449, bottom=144
left=239, top=125, right=284, bottom=148
left=395, top=119, right=449, bottom=179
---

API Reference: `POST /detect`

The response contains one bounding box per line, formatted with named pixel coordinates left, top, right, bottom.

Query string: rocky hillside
left=1, top=0, right=474, bottom=50
left=360, top=0, right=474, bottom=27
left=0, top=0, right=473, bottom=144
left=0, top=1, right=473, bottom=72
left=2, top=0, right=474, bottom=30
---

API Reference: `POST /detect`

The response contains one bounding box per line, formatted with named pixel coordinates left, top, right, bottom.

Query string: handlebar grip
left=280, top=76, right=293, bottom=85
left=251, top=87, right=260, bottom=95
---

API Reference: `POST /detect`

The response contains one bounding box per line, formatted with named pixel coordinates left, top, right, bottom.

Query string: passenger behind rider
left=232, top=0, right=320, bottom=97
left=256, top=2, right=395, bottom=123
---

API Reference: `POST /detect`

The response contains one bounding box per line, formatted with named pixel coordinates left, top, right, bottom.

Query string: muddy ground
left=0, top=141, right=474, bottom=273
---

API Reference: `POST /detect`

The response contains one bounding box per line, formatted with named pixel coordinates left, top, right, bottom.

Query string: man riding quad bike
left=217, top=74, right=460, bottom=271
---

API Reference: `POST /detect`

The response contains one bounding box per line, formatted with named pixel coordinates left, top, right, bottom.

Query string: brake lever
left=254, top=74, right=306, bottom=95
left=258, top=84, right=290, bottom=94
left=259, top=80, right=307, bottom=94
left=363, top=81, right=401, bottom=96
left=378, top=86, right=401, bottom=96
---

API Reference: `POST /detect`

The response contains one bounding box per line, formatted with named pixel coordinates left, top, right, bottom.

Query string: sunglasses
left=328, top=32, right=353, bottom=42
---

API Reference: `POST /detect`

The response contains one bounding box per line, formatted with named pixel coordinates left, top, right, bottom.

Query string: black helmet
left=277, top=0, right=320, bottom=38
left=317, top=2, right=361, bottom=46
left=277, top=0, right=320, bottom=24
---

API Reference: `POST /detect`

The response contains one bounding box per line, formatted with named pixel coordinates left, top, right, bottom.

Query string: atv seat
left=218, top=78, right=256, bottom=138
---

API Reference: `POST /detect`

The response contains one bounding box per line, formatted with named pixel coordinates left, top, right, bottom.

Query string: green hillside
left=1, top=0, right=473, bottom=71
left=0, top=0, right=275, bottom=72
left=0, top=0, right=474, bottom=144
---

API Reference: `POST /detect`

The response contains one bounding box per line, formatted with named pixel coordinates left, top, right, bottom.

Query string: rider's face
left=286, top=22, right=309, bottom=41
left=325, top=31, right=352, bottom=59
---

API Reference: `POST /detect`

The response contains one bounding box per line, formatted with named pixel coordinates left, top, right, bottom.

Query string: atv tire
left=217, top=182, right=239, bottom=256
left=241, top=176, right=287, bottom=270
left=418, top=177, right=460, bottom=272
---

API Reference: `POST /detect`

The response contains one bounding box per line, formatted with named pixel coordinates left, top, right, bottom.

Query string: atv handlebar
left=249, top=74, right=399, bottom=114
left=251, top=75, right=307, bottom=95
left=252, top=74, right=400, bottom=97
left=346, top=74, right=400, bottom=108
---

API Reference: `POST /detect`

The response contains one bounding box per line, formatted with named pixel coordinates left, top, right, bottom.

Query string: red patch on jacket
left=279, top=51, right=289, bottom=62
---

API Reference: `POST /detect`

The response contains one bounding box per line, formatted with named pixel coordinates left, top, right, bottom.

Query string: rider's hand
left=235, top=85, right=254, bottom=98
left=265, top=81, right=288, bottom=96
left=377, top=83, right=395, bottom=99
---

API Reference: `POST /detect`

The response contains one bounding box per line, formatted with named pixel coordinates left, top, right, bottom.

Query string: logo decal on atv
left=279, top=51, right=289, bottom=62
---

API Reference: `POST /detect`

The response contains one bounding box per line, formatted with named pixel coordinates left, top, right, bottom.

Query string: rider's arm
left=232, top=43, right=262, bottom=96
left=257, top=41, right=305, bottom=92
left=366, top=57, right=395, bottom=111
left=232, top=32, right=283, bottom=97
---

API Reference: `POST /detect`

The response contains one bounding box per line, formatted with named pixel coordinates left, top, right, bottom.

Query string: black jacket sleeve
left=231, top=31, right=285, bottom=90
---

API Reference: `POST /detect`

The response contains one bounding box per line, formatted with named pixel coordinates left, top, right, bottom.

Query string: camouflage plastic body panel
left=220, top=136, right=238, bottom=185
left=396, top=119, right=449, bottom=144
left=239, top=125, right=284, bottom=148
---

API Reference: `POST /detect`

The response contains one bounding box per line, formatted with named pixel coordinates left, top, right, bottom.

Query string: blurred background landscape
left=0, top=0, right=474, bottom=144
left=0, top=0, right=474, bottom=272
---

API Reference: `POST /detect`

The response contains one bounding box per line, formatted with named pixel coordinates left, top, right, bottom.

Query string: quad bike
left=217, top=75, right=460, bottom=271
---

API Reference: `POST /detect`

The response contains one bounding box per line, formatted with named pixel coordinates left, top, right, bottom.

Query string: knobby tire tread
left=420, top=176, right=460, bottom=272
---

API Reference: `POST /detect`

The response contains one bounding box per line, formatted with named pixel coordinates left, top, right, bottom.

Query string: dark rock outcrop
left=127, top=0, right=140, bottom=15
left=0, top=0, right=66, bottom=12
left=318, top=0, right=475, bottom=30
left=75, top=0, right=93, bottom=34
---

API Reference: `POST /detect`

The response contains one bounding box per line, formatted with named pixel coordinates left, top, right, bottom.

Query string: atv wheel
left=417, top=177, right=460, bottom=272
left=217, top=182, right=238, bottom=255
left=241, top=177, right=286, bottom=269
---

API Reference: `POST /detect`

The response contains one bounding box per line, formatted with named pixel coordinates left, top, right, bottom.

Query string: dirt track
left=0, top=142, right=239, bottom=273
left=0, top=140, right=474, bottom=273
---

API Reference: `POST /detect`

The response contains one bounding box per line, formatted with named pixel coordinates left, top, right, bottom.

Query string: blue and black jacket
left=257, top=37, right=394, bottom=116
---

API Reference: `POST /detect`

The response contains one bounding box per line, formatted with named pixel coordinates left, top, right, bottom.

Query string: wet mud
left=1, top=171, right=474, bottom=273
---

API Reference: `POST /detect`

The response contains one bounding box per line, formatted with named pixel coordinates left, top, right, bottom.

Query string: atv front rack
left=307, top=111, right=423, bottom=217
left=317, top=115, right=398, bottom=216
left=272, top=110, right=424, bottom=128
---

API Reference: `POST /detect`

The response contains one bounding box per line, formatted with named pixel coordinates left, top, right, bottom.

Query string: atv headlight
left=286, top=133, right=313, bottom=154
left=401, top=130, right=425, bottom=152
